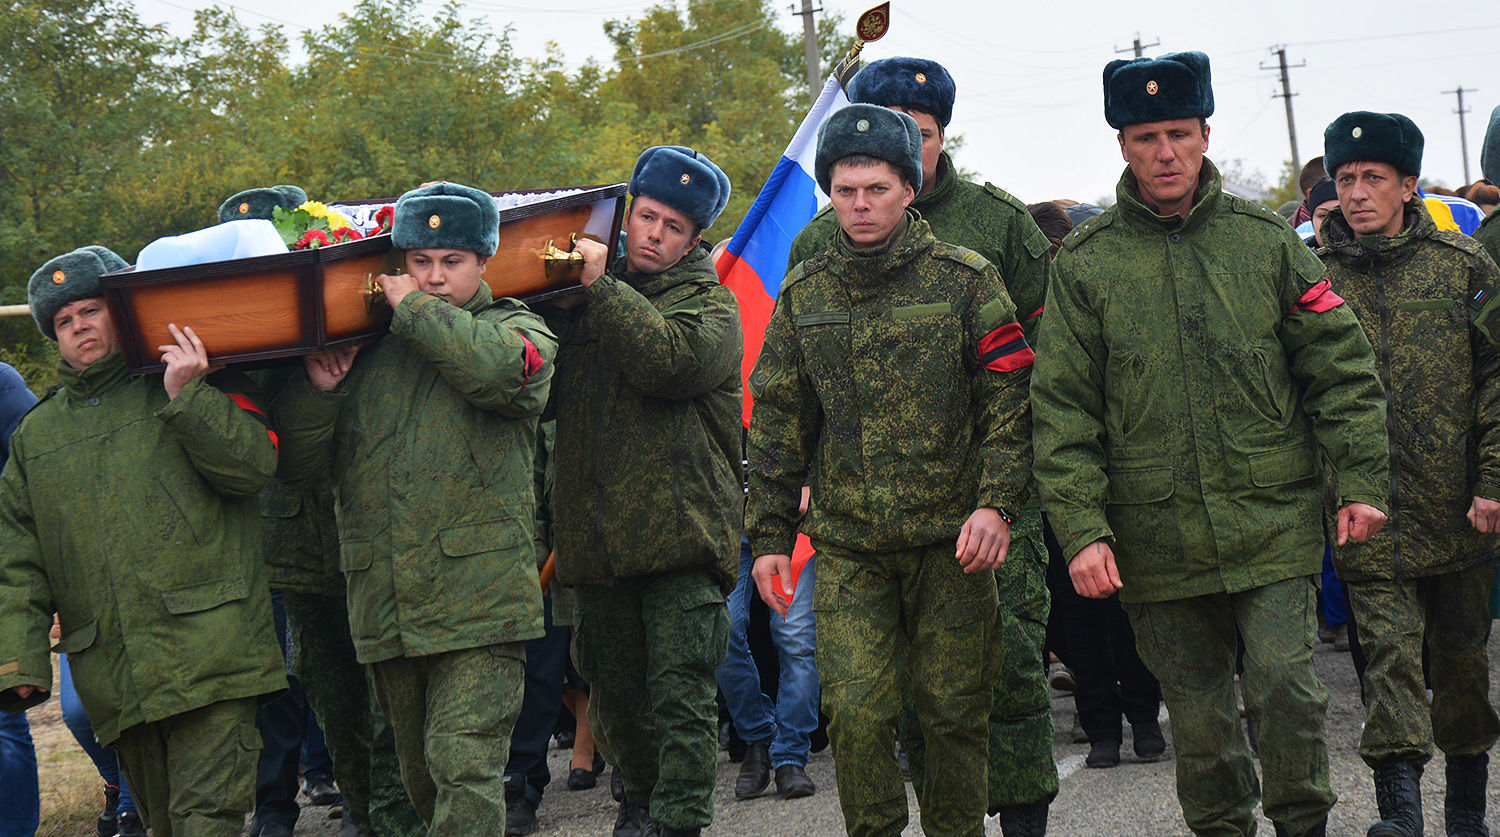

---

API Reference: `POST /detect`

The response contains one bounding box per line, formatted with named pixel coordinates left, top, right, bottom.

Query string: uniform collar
left=614, top=245, right=716, bottom=296
left=1321, top=197, right=1435, bottom=269
left=57, top=349, right=130, bottom=400
left=915, top=152, right=958, bottom=212
left=1117, top=157, right=1223, bottom=233
left=829, top=211, right=934, bottom=285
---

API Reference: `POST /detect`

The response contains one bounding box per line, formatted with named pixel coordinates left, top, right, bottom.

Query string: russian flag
left=717, top=76, right=850, bottom=427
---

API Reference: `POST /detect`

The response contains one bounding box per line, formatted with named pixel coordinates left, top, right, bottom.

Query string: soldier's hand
left=1336, top=502, right=1387, bottom=545
left=377, top=272, right=419, bottom=309
left=1468, top=496, right=1500, bottom=533
left=752, top=553, right=793, bottom=617
left=575, top=238, right=608, bottom=288
left=304, top=345, right=362, bottom=392
left=159, top=324, right=216, bottom=400
left=956, top=508, right=1009, bottom=572
left=9, top=685, right=46, bottom=700
left=1070, top=540, right=1123, bottom=599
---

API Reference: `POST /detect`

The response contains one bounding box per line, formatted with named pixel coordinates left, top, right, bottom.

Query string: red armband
left=227, top=393, right=279, bottom=453
left=977, top=322, right=1035, bottom=372
left=1289, top=279, right=1345, bottom=315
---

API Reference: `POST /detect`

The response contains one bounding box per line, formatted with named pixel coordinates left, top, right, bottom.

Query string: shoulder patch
left=981, top=182, right=1030, bottom=213
left=1059, top=208, right=1117, bottom=251
left=1226, top=194, right=1291, bottom=229
left=783, top=251, right=830, bottom=291
left=931, top=241, right=993, bottom=274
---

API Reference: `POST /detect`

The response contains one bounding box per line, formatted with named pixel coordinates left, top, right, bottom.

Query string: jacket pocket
left=160, top=575, right=250, bottom=615
left=1248, top=446, right=1318, bottom=487
left=1107, top=467, right=1174, bottom=503
left=439, top=519, right=526, bottom=558
left=340, top=540, right=374, bottom=573
left=259, top=490, right=303, bottom=519
left=51, top=617, right=98, bottom=654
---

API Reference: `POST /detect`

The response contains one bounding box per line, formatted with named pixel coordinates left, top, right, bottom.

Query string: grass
left=30, top=655, right=111, bottom=837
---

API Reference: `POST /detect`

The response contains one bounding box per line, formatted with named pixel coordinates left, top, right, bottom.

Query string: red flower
left=297, top=229, right=331, bottom=249
left=331, top=226, right=364, bottom=243
left=373, top=205, right=395, bottom=234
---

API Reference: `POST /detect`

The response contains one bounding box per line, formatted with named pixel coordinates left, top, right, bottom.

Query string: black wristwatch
left=992, top=507, right=1016, bottom=524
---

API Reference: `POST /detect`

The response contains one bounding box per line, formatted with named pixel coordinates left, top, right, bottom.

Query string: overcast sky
left=133, top=0, right=1500, bottom=205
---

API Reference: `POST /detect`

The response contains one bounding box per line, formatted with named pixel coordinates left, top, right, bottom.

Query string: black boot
left=97, top=783, right=120, bottom=837
left=1273, top=820, right=1326, bottom=837
left=612, top=799, right=651, bottom=837
left=1368, top=758, right=1423, bottom=837
left=997, top=797, right=1050, bottom=836
left=1446, top=752, right=1490, bottom=837
left=735, top=741, right=771, bottom=799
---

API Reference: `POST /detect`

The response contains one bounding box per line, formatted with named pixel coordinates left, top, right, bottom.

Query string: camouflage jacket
left=252, top=368, right=341, bottom=596
left=0, top=351, right=283, bottom=743
left=789, top=151, right=1052, bottom=337
left=1318, top=200, right=1500, bottom=579
left=746, top=214, right=1033, bottom=558
left=1033, top=160, right=1390, bottom=603
left=1477, top=210, right=1500, bottom=267
left=276, top=283, right=556, bottom=664
left=544, top=246, right=743, bottom=593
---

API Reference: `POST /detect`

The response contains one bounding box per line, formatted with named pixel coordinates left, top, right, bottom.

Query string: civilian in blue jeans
left=61, top=653, right=144, bottom=836
left=716, top=536, right=818, bottom=799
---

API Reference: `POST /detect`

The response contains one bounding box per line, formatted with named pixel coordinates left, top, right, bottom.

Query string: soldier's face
left=53, top=297, right=119, bottom=371
left=1118, top=118, right=1210, bottom=217
left=1311, top=199, right=1340, bottom=247
left=625, top=197, right=701, bottom=274
left=403, top=249, right=486, bottom=306
left=1334, top=161, right=1417, bottom=239
left=830, top=161, right=916, bottom=247
left=888, top=106, right=944, bottom=196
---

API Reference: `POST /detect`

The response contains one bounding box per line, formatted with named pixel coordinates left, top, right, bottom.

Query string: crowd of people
left=3, top=45, right=1500, bottom=837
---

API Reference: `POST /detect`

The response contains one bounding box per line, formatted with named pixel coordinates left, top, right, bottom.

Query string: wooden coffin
left=103, top=184, right=627, bottom=374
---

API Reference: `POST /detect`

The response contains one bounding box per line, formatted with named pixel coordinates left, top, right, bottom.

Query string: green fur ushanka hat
left=1102, top=51, right=1214, bottom=130
left=1481, top=105, right=1500, bottom=186
left=629, top=146, right=731, bottom=230
left=814, top=104, right=923, bottom=194
left=1323, top=111, right=1424, bottom=178
left=848, top=57, right=957, bottom=128
left=28, top=246, right=129, bottom=340
left=216, top=185, right=308, bottom=224
left=391, top=181, right=499, bottom=257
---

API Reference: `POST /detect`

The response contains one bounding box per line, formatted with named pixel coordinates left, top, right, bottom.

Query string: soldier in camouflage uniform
left=789, top=56, right=1059, bottom=834
left=747, top=104, right=1033, bottom=837
left=1476, top=106, right=1500, bottom=266
left=0, top=246, right=285, bottom=836
left=1032, top=53, right=1392, bottom=837
left=542, top=146, right=741, bottom=837
left=1317, top=111, right=1500, bottom=837
left=276, top=181, right=556, bottom=834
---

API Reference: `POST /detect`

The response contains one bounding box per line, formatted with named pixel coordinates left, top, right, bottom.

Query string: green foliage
left=1265, top=159, right=1301, bottom=211
left=0, top=0, right=848, bottom=359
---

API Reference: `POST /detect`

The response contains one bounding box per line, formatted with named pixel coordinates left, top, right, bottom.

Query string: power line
left=1443, top=85, right=1478, bottom=185
left=1260, top=45, right=1305, bottom=175
left=1114, top=33, right=1159, bottom=59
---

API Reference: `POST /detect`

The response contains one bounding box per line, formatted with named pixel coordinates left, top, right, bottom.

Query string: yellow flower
left=297, top=200, right=351, bottom=230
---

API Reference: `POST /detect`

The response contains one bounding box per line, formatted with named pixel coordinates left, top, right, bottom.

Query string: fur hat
left=1323, top=111, right=1423, bottom=178
left=28, top=246, right=129, bottom=340
left=1482, top=105, right=1500, bottom=187
left=848, top=57, right=956, bottom=128
left=216, top=185, right=308, bottom=224
left=1102, top=51, right=1214, bottom=130
left=814, top=104, right=923, bottom=195
left=629, top=146, right=731, bottom=230
left=391, top=182, right=500, bottom=257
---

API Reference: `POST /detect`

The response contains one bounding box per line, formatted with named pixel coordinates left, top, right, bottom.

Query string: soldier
left=217, top=185, right=424, bottom=837
left=0, top=246, right=285, bottom=835
left=542, top=145, right=742, bottom=837
left=275, top=181, right=556, bottom=833
left=789, top=56, right=1061, bottom=833
left=1316, top=111, right=1500, bottom=837
left=747, top=103, right=1033, bottom=837
left=1032, top=52, right=1392, bottom=837
left=1477, top=106, right=1500, bottom=265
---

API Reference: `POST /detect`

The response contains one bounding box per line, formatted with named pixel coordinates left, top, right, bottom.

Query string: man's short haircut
left=1299, top=157, right=1328, bottom=197
left=830, top=154, right=913, bottom=189
left=1026, top=202, right=1074, bottom=257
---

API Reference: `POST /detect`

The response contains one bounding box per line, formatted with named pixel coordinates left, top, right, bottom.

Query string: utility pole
left=1114, top=32, right=1159, bottom=59
left=1443, top=85, right=1477, bottom=185
left=792, top=0, right=821, bottom=104
left=1261, top=46, right=1305, bottom=177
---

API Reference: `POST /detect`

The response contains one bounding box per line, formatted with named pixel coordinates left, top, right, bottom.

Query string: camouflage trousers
left=903, top=510, right=1056, bottom=813
left=573, top=569, right=729, bottom=830
left=114, top=697, right=261, bottom=837
left=1124, top=575, right=1334, bottom=837
left=369, top=644, right=525, bottom=835
left=814, top=539, right=999, bottom=837
left=283, top=590, right=424, bottom=837
left=1346, top=561, right=1500, bottom=768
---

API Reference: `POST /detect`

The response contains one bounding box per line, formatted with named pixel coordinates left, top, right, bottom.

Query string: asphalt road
left=292, top=633, right=1500, bottom=835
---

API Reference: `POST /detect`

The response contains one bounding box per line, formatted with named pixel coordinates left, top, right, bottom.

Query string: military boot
left=612, top=800, right=651, bottom=837
left=1273, top=820, right=1326, bottom=837
left=96, top=783, right=120, bottom=837
left=1368, top=758, right=1423, bottom=837
left=997, top=798, right=1050, bottom=836
left=1445, top=752, right=1490, bottom=837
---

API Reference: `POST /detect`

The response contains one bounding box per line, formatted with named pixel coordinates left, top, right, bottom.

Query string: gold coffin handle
left=360, top=273, right=387, bottom=313
left=538, top=233, right=584, bottom=278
